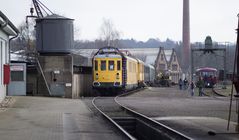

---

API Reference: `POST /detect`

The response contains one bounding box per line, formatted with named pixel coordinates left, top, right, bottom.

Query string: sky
left=1, top=0, right=239, bottom=42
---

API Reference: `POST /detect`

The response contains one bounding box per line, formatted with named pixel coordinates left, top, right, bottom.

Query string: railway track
left=92, top=91, right=192, bottom=140
left=203, top=88, right=226, bottom=97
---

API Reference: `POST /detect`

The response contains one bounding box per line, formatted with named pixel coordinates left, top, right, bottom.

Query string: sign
left=10, top=65, right=24, bottom=71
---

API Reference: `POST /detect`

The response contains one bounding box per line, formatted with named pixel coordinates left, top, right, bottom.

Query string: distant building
left=0, top=11, right=19, bottom=102
left=154, top=47, right=182, bottom=84
left=155, top=47, right=168, bottom=72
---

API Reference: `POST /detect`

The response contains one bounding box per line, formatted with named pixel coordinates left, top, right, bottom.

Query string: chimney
left=182, top=0, right=190, bottom=72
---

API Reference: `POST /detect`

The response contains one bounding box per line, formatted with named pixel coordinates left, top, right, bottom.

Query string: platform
left=118, top=87, right=239, bottom=140
left=154, top=116, right=238, bottom=140
left=0, top=96, right=125, bottom=140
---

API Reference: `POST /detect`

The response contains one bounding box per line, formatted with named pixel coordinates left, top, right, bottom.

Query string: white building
left=0, top=11, right=18, bottom=102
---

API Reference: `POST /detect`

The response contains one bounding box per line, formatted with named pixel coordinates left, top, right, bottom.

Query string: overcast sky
left=1, top=0, right=239, bottom=42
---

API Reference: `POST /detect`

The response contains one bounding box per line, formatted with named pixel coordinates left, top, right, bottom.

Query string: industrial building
left=0, top=11, right=19, bottom=102
left=24, top=13, right=95, bottom=98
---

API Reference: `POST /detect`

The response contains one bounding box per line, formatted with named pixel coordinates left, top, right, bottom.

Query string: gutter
left=0, top=11, right=19, bottom=34
left=0, top=18, right=8, bottom=29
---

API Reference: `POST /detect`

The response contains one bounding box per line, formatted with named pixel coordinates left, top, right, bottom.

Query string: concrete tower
left=182, top=0, right=190, bottom=73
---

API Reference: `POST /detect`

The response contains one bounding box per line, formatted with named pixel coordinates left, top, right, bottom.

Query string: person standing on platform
left=196, top=77, right=204, bottom=96
left=179, top=78, right=183, bottom=90
left=183, top=78, right=188, bottom=90
left=190, top=81, right=195, bottom=96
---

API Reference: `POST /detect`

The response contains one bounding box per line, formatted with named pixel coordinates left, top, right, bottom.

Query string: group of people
left=178, top=78, right=188, bottom=90
left=179, top=77, right=204, bottom=96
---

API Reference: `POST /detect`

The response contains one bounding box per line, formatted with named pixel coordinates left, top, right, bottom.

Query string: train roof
left=196, top=67, right=217, bottom=72
left=94, top=46, right=123, bottom=56
left=93, top=46, right=138, bottom=59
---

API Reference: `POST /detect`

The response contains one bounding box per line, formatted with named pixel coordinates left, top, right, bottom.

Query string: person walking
left=196, top=77, right=204, bottom=96
left=183, top=78, right=188, bottom=90
left=190, top=81, right=195, bottom=96
left=179, top=78, right=183, bottom=90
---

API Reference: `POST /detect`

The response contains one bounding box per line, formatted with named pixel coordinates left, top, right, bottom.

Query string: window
left=159, top=64, right=165, bottom=70
left=172, top=64, right=178, bottom=71
left=0, top=41, right=2, bottom=84
left=129, top=62, right=132, bottom=72
left=173, top=55, right=176, bottom=62
left=11, top=71, right=24, bottom=81
left=117, top=61, right=121, bottom=70
left=161, top=54, right=164, bottom=61
left=94, top=60, right=98, bottom=71
left=101, top=60, right=106, bottom=71
left=5, top=41, right=8, bottom=63
left=108, top=61, right=114, bottom=71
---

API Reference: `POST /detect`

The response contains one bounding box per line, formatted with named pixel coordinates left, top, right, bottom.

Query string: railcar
left=144, top=64, right=155, bottom=85
left=196, top=67, right=217, bottom=88
left=92, top=46, right=140, bottom=94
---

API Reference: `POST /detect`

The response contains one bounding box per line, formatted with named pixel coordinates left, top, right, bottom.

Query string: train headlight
left=116, top=73, right=120, bottom=79
left=96, top=73, right=99, bottom=80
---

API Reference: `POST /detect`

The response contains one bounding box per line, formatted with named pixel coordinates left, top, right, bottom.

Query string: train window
left=95, top=60, right=98, bottom=71
left=108, top=61, right=114, bottom=71
left=101, top=61, right=106, bottom=71
left=129, top=62, right=132, bottom=72
left=117, top=61, right=121, bottom=70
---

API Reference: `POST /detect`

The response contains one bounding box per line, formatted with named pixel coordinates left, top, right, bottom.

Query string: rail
left=92, top=90, right=192, bottom=140
left=92, top=97, right=136, bottom=140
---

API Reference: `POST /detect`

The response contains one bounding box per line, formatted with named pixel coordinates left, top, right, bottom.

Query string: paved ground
left=0, top=96, right=126, bottom=140
left=117, top=87, right=239, bottom=140
left=0, top=87, right=238, bottom=140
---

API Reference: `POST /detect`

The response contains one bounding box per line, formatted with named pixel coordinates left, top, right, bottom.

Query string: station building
left=0, top=11, right=19, bottom=102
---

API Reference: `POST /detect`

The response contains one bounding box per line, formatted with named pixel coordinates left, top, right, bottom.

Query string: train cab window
left=108, top=61, right=114, bottom=71
left=117, top=61, right=121, bottom=70
left=95, top=60, right=98, bottom=71
left=101, top=60, right=106, bottom=71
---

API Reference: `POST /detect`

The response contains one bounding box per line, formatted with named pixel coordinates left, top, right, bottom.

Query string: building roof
left=0, top=11, right=19, bottom=36
left=36, top=14, right=74, bottom=21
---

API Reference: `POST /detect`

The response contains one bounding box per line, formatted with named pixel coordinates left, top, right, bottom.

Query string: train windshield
left=108, top=61, right=114, bottom=71
left=101, top=61, right=106, bottom=71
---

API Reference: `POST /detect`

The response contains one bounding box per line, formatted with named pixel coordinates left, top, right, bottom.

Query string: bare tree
left=99, top=18, right=121, bottom=48
left=11, top=20, right=36, bottom=62
left=74, top=25, right=81, bottom=41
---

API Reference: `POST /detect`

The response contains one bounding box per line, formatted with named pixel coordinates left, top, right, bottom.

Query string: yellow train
left=92, top=46, right=155, bottom=94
